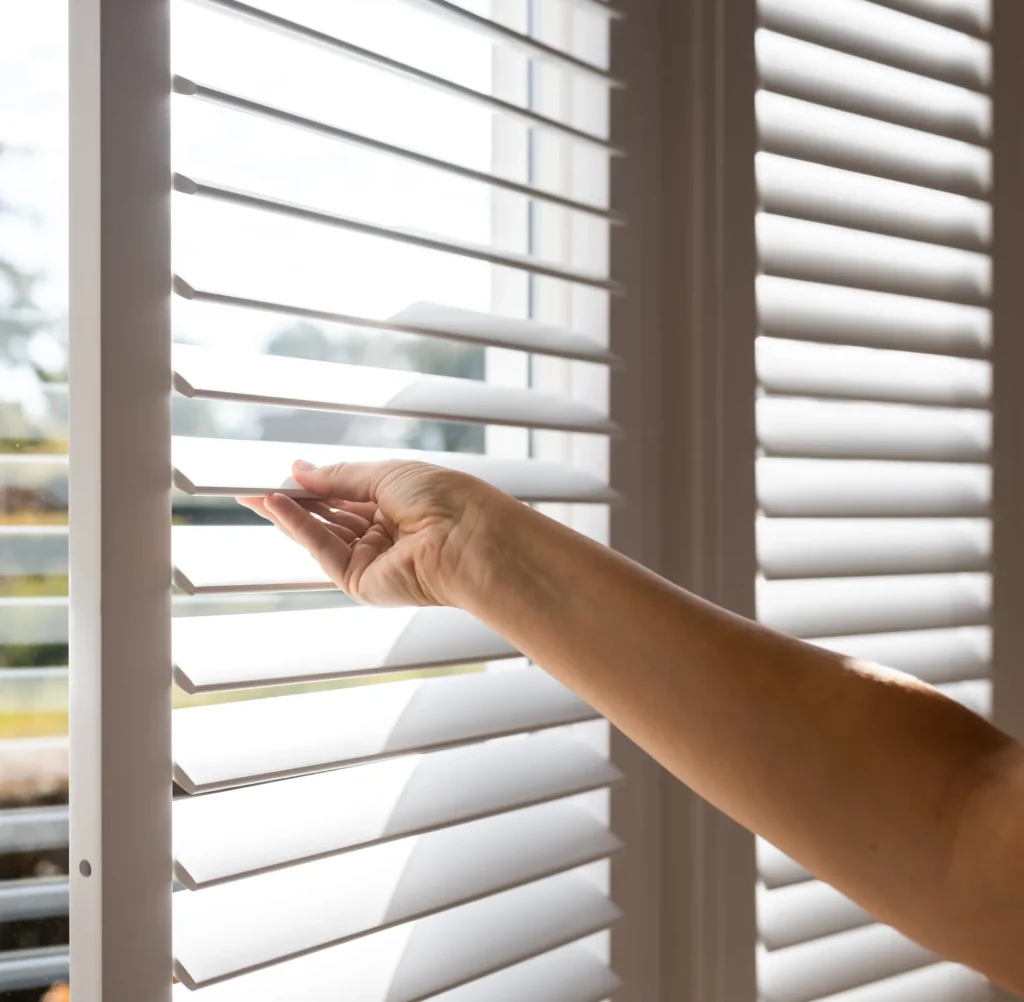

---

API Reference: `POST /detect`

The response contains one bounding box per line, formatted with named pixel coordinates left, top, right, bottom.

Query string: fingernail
left=294, top=460, right=317, bottom=472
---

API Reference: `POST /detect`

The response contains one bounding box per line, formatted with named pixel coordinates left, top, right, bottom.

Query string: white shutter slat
left=174, top=174, right=622, bottom=294
left=170, top=873, right=620, bottom=1001
left=184, top=0, right=623, bottom=154
left=757, top=0, right=989, bottom=89
left=0, top=454, right=67, bottom=494
left=757, top=398, right=989, bottom=462
left=0, top=527, right=68, bottom=576
left=756, top=93, right=989, bottom=198
left=427, top=943, right=621, bottom=1002
left=0, top=879, right=68, bottom=923
left=936, top=678, right=990, bottom=717
left=0, top=949, right=69, bottom=994
left=172, top=342, right=617, bottom=435
left=758, top=881, right=873, bottom=951
left=755, top=31, right=989, bottom=144
left=386, top=0, right=621, bottom=83
left=757, top=519, right=989, bottom=579
left=808, top=626, right=989, bottom=685
left=174, top=736, right=620, bottom=888
left=756, top=214, right=990, bottom=305
left=755, top=154, right=989, bottom=250
left=174, top=281, right=619, bottom=365
left=759, top=925, right=939, bottom=1002
left=756, top=339, right=990, bottom=407
left=173, top=526, right=330, bottom=594
left=387, top=302, right=618, bottom=364
left=173, top=605, right=515, bottom=693
left=0, top=598, right=68, bottom=645
left=173, top=668, right=597, bottom=793
left=812, top=960, right=988, bottom=1002
left=757, top=277, right=990, bottom=357
left=0, top=670, right=67, bottom=725
left=0, top=805, right=69, bottom=854
left=172, top=77, right=622, bottom=225
left=0, top=738, right=67, bottom=779
left=758, top=839, right=813, bottom=890
left=174, top=802, right=619, bottom=987
left=868, top=0, right=989, bottom=35
left=172, top=436, right=620, bottom=503
left=757, top=573, right=990, bottom=639
left=758, top=459, right=989, bottom=517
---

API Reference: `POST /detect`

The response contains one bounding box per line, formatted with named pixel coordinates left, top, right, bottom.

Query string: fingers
left=263, top=493, right=354, bottom=586
left=291, top=458, right=415, bottom=507
left=236, top=496, right=270, bottom=518
left=299, top=499, right=372, bottom=535
left=236, top=496, right=299, bottom=543
left=346, top=524, right=396, bottom=592
left=321, top=499, right=380, bottom=522
left=237, top=496, right=369, bottom=539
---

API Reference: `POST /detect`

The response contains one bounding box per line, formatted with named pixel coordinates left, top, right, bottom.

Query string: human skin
left=239, top=459, right=1024, bottom=995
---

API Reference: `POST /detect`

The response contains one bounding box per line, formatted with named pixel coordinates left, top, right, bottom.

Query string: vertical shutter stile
left=753, top=1, right=992, bottom=1000
left=167, top=0, right=624, bottom=996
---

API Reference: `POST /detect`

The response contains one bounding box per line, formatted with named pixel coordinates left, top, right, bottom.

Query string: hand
left=236, top=460, right=509, bottom=607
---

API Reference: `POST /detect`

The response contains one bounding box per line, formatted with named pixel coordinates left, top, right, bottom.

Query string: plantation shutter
left=753, top=1, right=993, bottom=1000
left=0, top=8, right=72, bottom=989
left=161, top=0, right=624, bottom=997
left=0, top=492, right=71, bottom=987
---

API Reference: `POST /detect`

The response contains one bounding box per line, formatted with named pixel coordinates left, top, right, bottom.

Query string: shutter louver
left=0, top=10, right=71, bottom=977
left=753, top=1, right=992, bottom=999
left=167, top=0, right=622, bottom=995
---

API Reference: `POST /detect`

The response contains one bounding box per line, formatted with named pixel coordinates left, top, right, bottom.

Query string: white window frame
left=69, top=0, right=174, bottom=998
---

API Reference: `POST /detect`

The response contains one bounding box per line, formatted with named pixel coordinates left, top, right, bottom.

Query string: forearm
left=457, top=497, right=1023, bottom=976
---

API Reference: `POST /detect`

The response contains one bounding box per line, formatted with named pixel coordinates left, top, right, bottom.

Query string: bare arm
left=247, top=460, right=1024, bottom=993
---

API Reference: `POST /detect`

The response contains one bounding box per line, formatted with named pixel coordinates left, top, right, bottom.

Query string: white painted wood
left=426, top=943, right=621, bottom=1002
left=174, top=173, right=623, bottom=293
left=758, top=572, right=990, bottom=638
left=756, top=339, right=990, bottom=406
left=758, top=397, right=989, bottom=461
left=758, top=459, right=990, bottom=517
left=813, top=961, right=989, bottom=1002
left=756, top=151, right=989, bottom=247
left=807, top=626, right=989, bottom=684
left=172, top=667, right=598, bottom=792
left=757, top=276, right=990, bottom=356
left=757, top=0, right=990, bottom=89
left=173, top=604, right=515, bottom=692
left=756, top=214, right=990, bottom=304
left=172, top=342, right=618, bottom=434
left=756, top=30, right=989, bottom=144
left=758, top=880, right=872, bottom=951
left=174, top=736, right=620, bottom=887
left=170, top=873, right=620, bottom=999
left=174, top=803, right=619, bottom=986
left=181, top=0, right=623, bottom=152
left=69, top=0, right=173, bottom=996
left=758, top=518, right=989, bottom=579
left=757, top=92, right=989, bottom=198
left=171, top=435, right=620, bottom=502
left=174, top=282, right=618, bottom=363
left=760, top=924, right=938, bottom=1002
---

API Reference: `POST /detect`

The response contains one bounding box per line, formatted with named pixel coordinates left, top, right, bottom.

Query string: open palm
left=237, top=459, right=499, bottom=608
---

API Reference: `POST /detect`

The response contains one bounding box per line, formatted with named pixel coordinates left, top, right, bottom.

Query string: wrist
left=439, top=485, right=536, bottom=613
